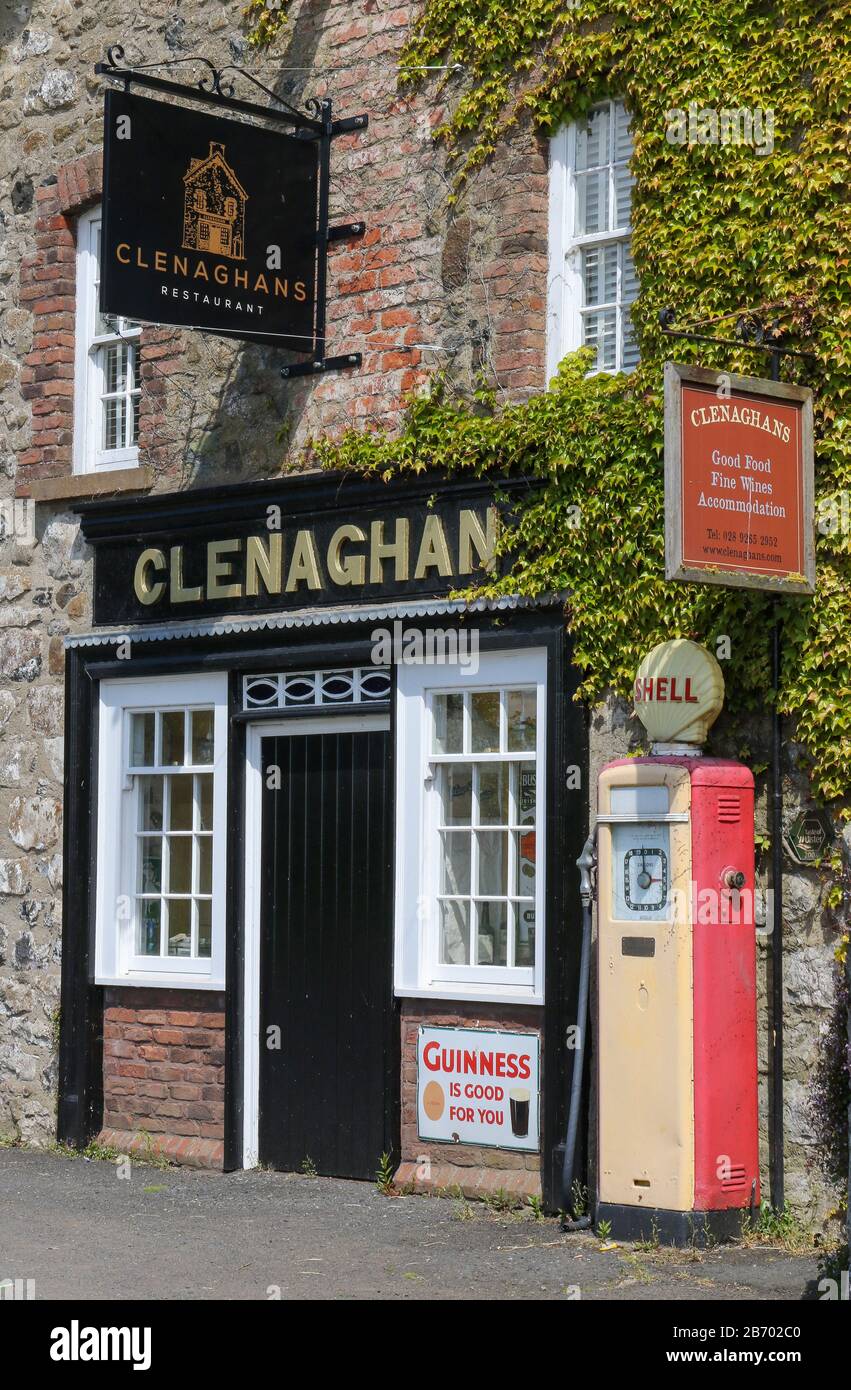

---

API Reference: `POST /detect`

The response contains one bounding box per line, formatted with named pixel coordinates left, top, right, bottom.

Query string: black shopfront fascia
left=59, top=474, right=588, bottom=1210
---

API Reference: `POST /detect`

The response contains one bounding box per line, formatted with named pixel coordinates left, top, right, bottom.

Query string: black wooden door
left=258, top=726, right=397, bottom=1179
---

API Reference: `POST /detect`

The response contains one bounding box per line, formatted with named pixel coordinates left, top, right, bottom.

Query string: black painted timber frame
left=58, top=566, right=587, bottom=1208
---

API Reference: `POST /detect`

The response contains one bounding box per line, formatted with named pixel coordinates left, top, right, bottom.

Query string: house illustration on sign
left=182, top=141, right=248, bottom=261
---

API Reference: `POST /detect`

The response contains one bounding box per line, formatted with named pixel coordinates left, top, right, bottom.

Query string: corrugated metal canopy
left=64, top=593, right=566, bottom=648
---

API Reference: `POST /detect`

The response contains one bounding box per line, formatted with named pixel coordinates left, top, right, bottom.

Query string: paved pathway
left=0, top=1148, right=821, bottom=1301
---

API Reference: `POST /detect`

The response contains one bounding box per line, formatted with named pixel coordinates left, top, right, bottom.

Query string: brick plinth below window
left=100, top=987, right=226, bottom=1170
left=395, top=999, right=543, bottom=1203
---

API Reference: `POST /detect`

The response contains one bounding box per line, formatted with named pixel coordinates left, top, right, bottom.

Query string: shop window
left=94, top=674, right=228, bottom=988
left=395, top=649, right=546, bottom=1004
left=547, top=98, right=638, bottom=378
left=74, top=206, right=142, bottom=473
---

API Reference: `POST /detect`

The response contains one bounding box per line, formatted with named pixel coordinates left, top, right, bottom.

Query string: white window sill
left=86, top=452, right=141, bottom=474
left=395, top=986, right=543, bottom=1007
left=95, top=974, right=225, bottom=991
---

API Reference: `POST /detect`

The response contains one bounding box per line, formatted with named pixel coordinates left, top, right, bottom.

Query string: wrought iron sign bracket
left=95, top=46, right=324, bottom=133
left=280, top=353, right=362, bottom=380
left=327, top=223, right=366, bottom=243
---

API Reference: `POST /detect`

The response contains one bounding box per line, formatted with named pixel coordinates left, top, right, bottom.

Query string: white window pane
left=440, top=900, right=469, bottom=965
left=191, top=710, right=215, bottom=765
left=138, top=775, right=164, bottom=831
left=169, top=775, right=193, bottom=830
left=515, top=828, right=537, bottom=897
left=130, top=712, right=155, bottom=767
left=515, top=903, right=536, bottom=968
left=477, top=764, right=508, bottom=825
left=477, top=901, right=508, bottom=966
left=614, top=162, right=634, bottom=228
left=139, top=837, right=163, bottom=894
left=138, top=899, right=162, bottom=957
left=433, top=692, right=463, bottom=754
left=167, top=898, right=192, bottom=957
left=131, top=390, right=141, bottom=446
left=477, top=829, right=508, bottom=896
left=574, top=168, right=608, bottom=236
left=613, top=100, right=632, bottom=162
left=622, top=245, right=639, bottom=305
left=198, top=836, right=212, bottom=894
left=575, top=105, right=610, bottom=171
left=169, top=836, right=192, bottom=895
left=102, top=396, right=125, bottom=451
left=517, top=762, right=537, bottom=824
left=161, top=711, right=186, bottom=767
left=582, top=246, right=618, bottom=307
left=104, top=343, right=128, bottom=394
left=440, top=763, right=472, bottom=825
left=470, top=691, right=500, bottom=752
left=584, top=310, right=618, bottom=370
left=95, top=307, right=118, bottom=338
left=440, top=831, right=471, bottom=895
left=198, top=774, right=214, bottom=831
left=622, top=312, right=640, bottom=371
left=197, top=900, right=212, bottom=958
left=507, top=690, right=537, bottom=751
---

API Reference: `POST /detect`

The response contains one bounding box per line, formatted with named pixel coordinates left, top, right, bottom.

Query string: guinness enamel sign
left=101, top=91, right=319, bottom=350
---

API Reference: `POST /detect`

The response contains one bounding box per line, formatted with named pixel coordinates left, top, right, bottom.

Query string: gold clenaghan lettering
left=285, top=530, right=323, bottom=591
left=327, top=524, right=367, bottom=586
left=370, top=518, right=409, bottom=584
left=134, top=549, right=166, bottom=606
left=414, top=514, right=452, bottom=579
left=458, top=506, right=497, bottom=575
left=245, top=533, right=283, bottom=597
left=170, top=546, right=202, bottom=604
left=207, top=539, right=243, bottom=600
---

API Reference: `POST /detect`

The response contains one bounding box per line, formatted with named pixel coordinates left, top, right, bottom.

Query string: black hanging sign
left=100, top=90, right=319, bottom=351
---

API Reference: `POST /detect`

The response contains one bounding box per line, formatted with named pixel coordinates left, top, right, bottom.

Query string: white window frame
left=74, top=205, right=142, bottom=474
left=395, top=648, right=547, bottom=1006
left=547, top=98, right=637, bottom=379
left=94, top=673, right=228, bottom=989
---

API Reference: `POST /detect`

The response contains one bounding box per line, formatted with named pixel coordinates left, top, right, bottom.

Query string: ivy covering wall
left=249, top=1, right=851, bottom=817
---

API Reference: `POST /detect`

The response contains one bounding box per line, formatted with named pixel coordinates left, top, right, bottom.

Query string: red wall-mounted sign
left=664, top=363, right=815, bottom=594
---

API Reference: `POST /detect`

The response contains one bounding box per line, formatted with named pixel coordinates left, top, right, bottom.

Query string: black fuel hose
left=560, top=846, right=594, bottom=1231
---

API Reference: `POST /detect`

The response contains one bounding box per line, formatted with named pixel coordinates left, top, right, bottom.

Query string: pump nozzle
left=577, top=833, right=597, bottom=907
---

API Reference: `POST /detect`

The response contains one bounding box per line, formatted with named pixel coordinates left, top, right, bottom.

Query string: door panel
left=258, top=728, right=396, bottom=1179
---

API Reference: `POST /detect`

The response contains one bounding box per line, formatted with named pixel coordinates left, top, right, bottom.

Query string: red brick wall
left=100, top=987, right=226, bottom=1168
left=397, top=998, right=544, bottom=1200
left=15, top=153, right=179, bottom=495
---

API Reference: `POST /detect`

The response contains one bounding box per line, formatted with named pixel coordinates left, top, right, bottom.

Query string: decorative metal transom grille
left=243, top=667, right=391, bottom=712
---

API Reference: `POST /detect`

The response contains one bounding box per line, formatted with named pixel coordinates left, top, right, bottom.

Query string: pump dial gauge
left=611, top=822, right=671, bottom=921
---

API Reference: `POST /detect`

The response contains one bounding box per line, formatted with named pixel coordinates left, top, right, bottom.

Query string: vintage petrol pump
left=594, top=639, right=759, bottom=1243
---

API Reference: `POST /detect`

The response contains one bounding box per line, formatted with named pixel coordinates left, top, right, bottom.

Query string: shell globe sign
left=633, top=639, right=725, bottom=746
